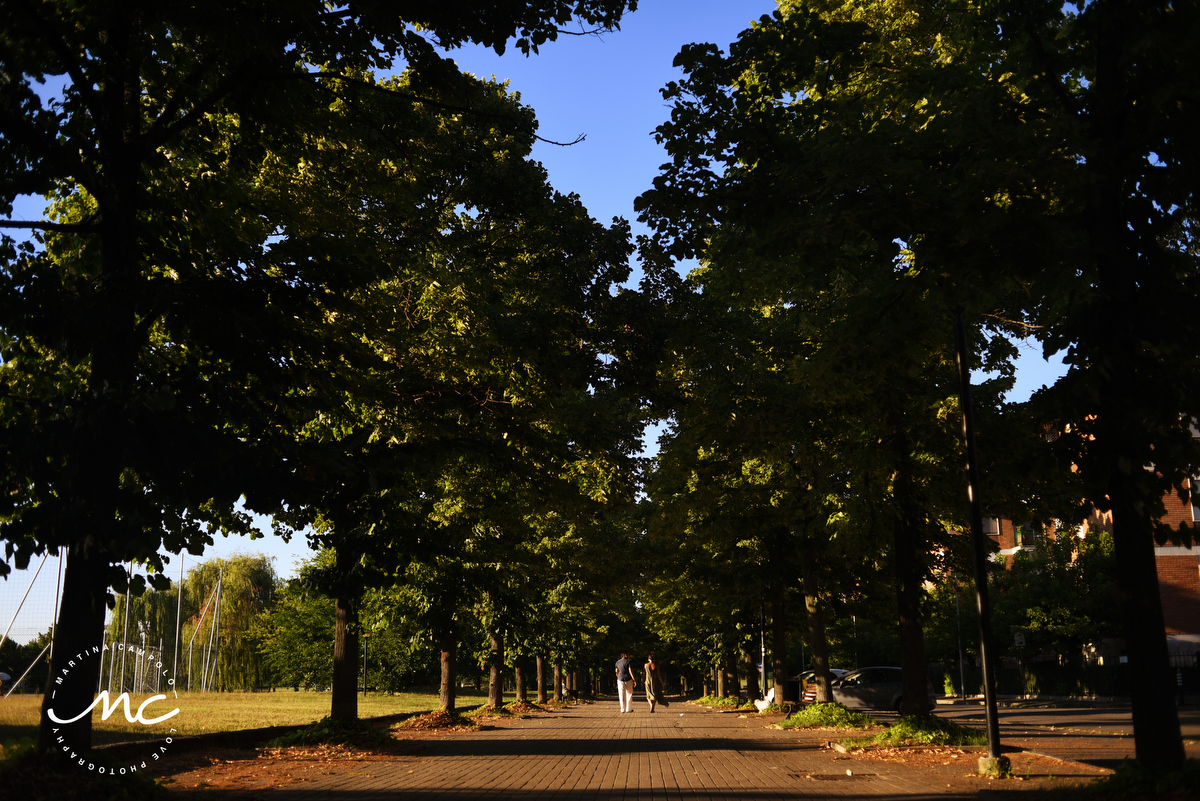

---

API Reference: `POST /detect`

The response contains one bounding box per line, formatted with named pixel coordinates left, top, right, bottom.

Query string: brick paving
left=267, top=699, right=987, bottom=800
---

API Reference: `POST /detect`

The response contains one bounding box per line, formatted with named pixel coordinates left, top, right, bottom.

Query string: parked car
left=799, top=669, right=850, bottom=703
left=830, top=666, right=936, bottom=714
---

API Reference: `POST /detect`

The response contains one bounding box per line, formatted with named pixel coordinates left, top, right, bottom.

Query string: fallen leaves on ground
left=396, top=711, right=479, bottom=732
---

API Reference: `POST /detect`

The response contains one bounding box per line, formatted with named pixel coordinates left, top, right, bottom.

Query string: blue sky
left=1, top=2, right=1068, bottom=640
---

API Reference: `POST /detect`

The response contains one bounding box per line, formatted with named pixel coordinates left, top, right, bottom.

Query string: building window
left=1192, top=477, right=1199, bottom=523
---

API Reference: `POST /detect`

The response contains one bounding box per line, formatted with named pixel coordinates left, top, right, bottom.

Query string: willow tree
left=107, top=554, right=277, bottom=690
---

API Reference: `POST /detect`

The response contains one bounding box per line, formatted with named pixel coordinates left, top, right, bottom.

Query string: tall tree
left=108, top=553, right=277, bottom=690
left=0, top=0, right=638, bottom=752
left=639, top=0, right=1200, bottom=762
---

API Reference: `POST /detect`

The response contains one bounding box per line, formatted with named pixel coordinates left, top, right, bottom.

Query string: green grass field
left=1, top=688, right=506, bottom=747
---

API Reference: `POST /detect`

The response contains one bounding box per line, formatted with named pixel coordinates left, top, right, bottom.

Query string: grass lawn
left=1, top=687, right=507, bottom=747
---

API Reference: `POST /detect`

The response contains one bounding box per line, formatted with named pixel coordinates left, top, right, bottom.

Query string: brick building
left=986, top=481, right=1200, bottom=655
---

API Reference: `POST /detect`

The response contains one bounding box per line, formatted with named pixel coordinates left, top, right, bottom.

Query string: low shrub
left=756, top=703, right=794, bottom=715
left=465, top=705, right=515, bottom=719
left=779, top=702, right=875, bottom=730
left=693, top=695, right=741, bottom=709
left=861, top=715, right=986, bottom=747
left=0, top=736, right=34, bottom=762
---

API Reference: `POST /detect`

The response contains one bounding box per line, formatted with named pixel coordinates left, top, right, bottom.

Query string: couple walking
left=615, top=650, right=669, bottom=713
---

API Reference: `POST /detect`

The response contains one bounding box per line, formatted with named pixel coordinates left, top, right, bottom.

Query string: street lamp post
left=954, top=309, right=1009, bottom=778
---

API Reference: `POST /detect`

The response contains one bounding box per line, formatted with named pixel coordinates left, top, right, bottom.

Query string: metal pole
left=50, top=547, right=65, bottom=660
left=954, top=309, right=1004, bottom=762
left=108, top=632, right=117, bottom=692
left=0, top=553, right=47, bottom=653
left=955, top=578, right=966, bottom=699
left=189, top=576, right=219, bottom=692
left=211, top=570, right=222, bottom=692
left=4, top=641, right=51, bottom=698
left=137, top=631, right=145, bottom=694
left=120, top=561, right=132, bottom=693
left=759, top=601, right=767, bottom=700
left=853, top=615, right=858, bottom=670
left=98, top=629, right=107, bottom=693
left=173, top=554, right=184, bottom=683
left=202, top=580, right=217, bottom=692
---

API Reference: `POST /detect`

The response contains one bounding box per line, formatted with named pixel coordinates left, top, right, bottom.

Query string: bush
left=0, top=737, right=34, bottom=762
left=465, top=705, right=515, bottom=719
left=779, top=702, right=875, bottom=730
left=756, top=702, right=794, bottom=715
left=864, top=715, right=986, bottom=747
left=693, top=695, right=742, bottom=709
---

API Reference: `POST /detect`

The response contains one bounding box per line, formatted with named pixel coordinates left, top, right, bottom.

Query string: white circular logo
left=46, top=643, right=181, bottom=776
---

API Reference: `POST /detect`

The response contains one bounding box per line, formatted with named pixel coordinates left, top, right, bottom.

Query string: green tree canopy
left=637, top=0, right=1200, bottom=764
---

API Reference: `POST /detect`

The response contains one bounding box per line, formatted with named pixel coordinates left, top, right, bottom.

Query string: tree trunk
left=487, top=631, right=504, bottom=708
left=803, top=563, right=834, bottom=703
left=330, top=549, right=360, bottom=722
left=536, top=655, right=547, bottom=703
left=37, top=545, right=112, bottom=753
left=772, top=589, right=787, bottom=703
left=715, top=664, right=725, bottom=697
left=1085, top=8, right=1185, bottom=767
left=515, top=660, right=527, bottom=703
left=439, top=623, right=457, bottom=712
left=743, top=651, right=760, bottom=700
left=725, top=652, right=741, bottom=700
left=36, top=35, right=145, bottom=753
left=1110, top=494, right=1185, bottom=765
left=553, top=658, right=563, bottom=702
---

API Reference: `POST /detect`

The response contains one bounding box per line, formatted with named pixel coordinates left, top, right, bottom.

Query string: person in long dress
left=644, top=652, right=669, bottom=713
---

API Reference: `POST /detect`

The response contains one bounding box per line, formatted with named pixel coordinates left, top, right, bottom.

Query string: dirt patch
left=154, top=744, right=424, bottom=796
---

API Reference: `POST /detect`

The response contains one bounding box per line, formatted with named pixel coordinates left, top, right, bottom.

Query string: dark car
left=799, top=668, right=850, bottom=704
left=830, top=666, right=936, bottom=714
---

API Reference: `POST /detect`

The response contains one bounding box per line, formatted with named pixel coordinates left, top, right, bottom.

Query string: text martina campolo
left=47, top=644, right=180, bottom=726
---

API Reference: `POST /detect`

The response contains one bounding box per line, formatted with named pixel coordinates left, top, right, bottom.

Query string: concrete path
left=933, top=705, right=1200, bottom=769
left=269, top=699, right=987, bottom=800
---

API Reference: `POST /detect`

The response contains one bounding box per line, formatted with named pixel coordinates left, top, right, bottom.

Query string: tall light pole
left=955, top=309, right=1008, bottom=777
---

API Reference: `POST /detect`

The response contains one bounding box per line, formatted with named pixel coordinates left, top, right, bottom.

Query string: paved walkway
left=269, top=699, right=990, bottom=800
left=934, top=705, right=1200, bottom=769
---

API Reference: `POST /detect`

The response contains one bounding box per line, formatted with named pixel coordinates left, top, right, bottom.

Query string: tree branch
left=555, top=26, right=608, bottom=37
left=535, top=133, right=587, bottom=146
left=0, top=220, right=100, bottom=233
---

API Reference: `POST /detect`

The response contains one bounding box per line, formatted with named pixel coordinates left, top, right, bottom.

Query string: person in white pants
left=615, top=650, right=636, bottom=713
